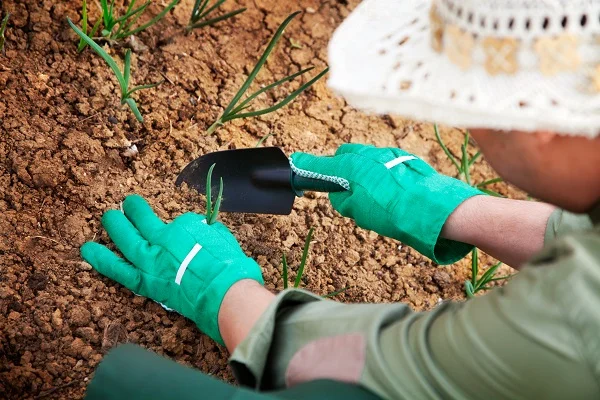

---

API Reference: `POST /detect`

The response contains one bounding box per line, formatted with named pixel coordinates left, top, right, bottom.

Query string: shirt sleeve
left=230, top=229, right=600, bottom=400
left=544, top=208, right=593, bottom=243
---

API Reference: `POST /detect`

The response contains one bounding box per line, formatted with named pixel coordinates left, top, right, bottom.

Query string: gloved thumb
left=289, top=151, right=344, bottom=179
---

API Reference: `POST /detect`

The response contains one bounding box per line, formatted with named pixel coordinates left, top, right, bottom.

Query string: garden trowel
left=176, top=147, right=347, bottom=215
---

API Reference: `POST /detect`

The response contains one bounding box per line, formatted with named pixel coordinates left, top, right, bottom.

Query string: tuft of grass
left=78, top=0, right=102, bottom=53
left=281, top=228, right=349, bottom=298
left=68, top=18, right=162, bottom=122
left=464, top=249, right=513, bottom=298
left=0, top=12, right=10, bottom=54
left=206, top=11, right=328, bottom=135
left=96, top=0, right=179, bottom=41
left=434, top=124, right=514, bottom=297
left=205, top=163, right=224, bottom=225
left=187, top=0, right=246, bottom=31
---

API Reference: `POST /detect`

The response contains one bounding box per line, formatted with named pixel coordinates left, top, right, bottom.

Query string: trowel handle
left=291, top=173, right=348, bottom=196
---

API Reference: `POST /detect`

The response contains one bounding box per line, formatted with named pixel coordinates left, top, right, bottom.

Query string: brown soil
left=0, top=0, right=521, bottom=398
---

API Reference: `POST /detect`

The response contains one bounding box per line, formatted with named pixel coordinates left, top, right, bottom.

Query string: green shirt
left=230, top=207, right=599, bottom=399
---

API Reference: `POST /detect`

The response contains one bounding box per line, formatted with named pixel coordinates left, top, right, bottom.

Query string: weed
left=68, top=18, right=162, bottom=122
left=205, top=163, right=224, bottom=224
left=187, top=0, right=246, bottom=31
left=206, top=12, right=328, bottom=135
left=434, top=124, right=513, bottom=297
left=255, top=133, right=274, bottom=147
left=0, top=12, right=10, bottom=54
left=464, top=249, right=512, bottom=298
left=281, top=228, right=349, bottom=298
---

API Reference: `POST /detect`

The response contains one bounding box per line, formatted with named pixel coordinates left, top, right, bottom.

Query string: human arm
left=223, top=231, right=600, bottom=400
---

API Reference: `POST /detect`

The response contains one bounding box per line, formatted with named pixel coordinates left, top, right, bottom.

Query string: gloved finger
left=81, top=242, right=143, bottom=293
left=334, top=143, right=373, bottom=156
left=290, top=152, right=345, bottom=179
left=102, top=209, right=162, bottom=268
left=122, top=195, right=166, bottom=243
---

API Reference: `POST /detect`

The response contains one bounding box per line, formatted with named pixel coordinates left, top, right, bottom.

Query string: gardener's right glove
left=290, top=144, right=484, bottom=265
left=80, top=195, right=264, bottom=345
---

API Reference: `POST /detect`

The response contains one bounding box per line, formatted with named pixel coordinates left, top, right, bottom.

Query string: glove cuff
left=392, top=175, right=484, bottom=265
left=198, top=257, right=264, bottom=345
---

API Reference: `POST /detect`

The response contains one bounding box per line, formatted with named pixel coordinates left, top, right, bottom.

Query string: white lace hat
left=327, top=0, right=600, bottom=137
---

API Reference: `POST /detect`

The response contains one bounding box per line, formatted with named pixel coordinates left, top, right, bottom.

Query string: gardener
left=81, top=0, right=600, bottom=399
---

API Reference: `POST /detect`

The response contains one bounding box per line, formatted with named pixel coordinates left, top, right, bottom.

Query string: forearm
left=219, top=280, right=275, bottom=353
left=441, top=196, right=556, bottom=268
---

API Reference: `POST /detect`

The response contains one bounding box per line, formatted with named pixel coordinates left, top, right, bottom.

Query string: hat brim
left=327, top=0, right=600, bottom=137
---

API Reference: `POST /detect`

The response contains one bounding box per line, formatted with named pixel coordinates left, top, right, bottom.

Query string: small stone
left=70, top=306, right=91, bottom=326
left=51, top=308, right=63, bottom=328
left=306, top=7, right=316, bottom=13
left=108, top=116, right=118, bottom=124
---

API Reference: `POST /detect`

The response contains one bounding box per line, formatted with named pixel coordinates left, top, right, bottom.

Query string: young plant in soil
left=206, top=11, right=329, bottom=135
left=68, top=18, right=162, bottom=122
left=464, top=249, right=512, bottom=298
left=0, top=12, right=10, bottom=54
left=205, top=163, right=224, bottom=225
left=97, top=0, right=180, bottom=41
left=281, top=228, right=349, bottom=297
left=187, top=0, right=246, bottom=31
left=434, top=124, right=514, bottom=297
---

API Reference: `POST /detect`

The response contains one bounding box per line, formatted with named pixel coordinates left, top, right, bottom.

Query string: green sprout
left=205, top=163, right=224, bottom=225
left=464, top=249, right=512, bottom=298
left=68, top=18, right=162, bottom=122
left=97, top=0, right=179, bottom=40
left=281, top=228, right=349, bottom=298
left=206, top=11, right=329, bottom=135
left=434, top=124, right=514, bottom=297
left=289, top=37, right=302, bottom=49
left=187, top=0, right=246, bottom=31
left=255, top=133, right=274, bottom=147
left=0, top=13, right=10, bottom=54
left=78, top=0, right=102, bottom=53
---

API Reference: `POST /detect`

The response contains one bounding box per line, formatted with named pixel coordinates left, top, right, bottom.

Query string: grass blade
left=434, top=124, right=461, bottom=175
left=255, top=133, right=274, bottom=147
left=67, top=18, right=125, bottom=86
left=191, top=0, right=211, bottom=23
left=114, top=1, right=150, bottom=25
left=124, top=97, right=144, bottom=122
left=282, top=253, right=288, bottom=290
left=477, top=177, right=503, bottom=188
left=123, top=49, right=132, bottom=95
left=225, top=67, right=328, bottom=121
left=205, top=163, right=215, bottom=222
left=187, top=7, right=246, bottom=30
left=476, top=262, right=503, bottom=290
left=198, top=0, right=226, bottom=19
left=294, top=227, right=314, bottom=288
left=468, top=151, right=481, bottom=167
left=119, top=0, right=180, bottom=38
left=221, top=11, right=301, bottom=117
left=323, top=286, right=350, bottom=298
left=0, top=13, right=10, bottom=53
left=126, top=81, right=163, bottom=97
left=229, top=66, right=314, bottom=116
left=479, top=188, right=504, bottom=197
left=471, top=248, right=478, bottom=286
left=464, top=280, right=475, bottom=298
left=78, top=0, right=90, bottom=52
left=208, top=177, right=224, bottom=224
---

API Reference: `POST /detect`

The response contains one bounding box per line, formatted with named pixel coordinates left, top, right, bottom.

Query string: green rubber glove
left=80, top=195, right=264, bottom=345
left=290, top=144, right=483, bottom=265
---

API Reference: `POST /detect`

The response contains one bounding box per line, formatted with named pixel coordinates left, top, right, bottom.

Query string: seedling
left=281, top=228, right=349, bottom=298
left=205, top=163, right=224, bottom=225
left=0, top=13, right=10, bottom=54
left=187, top=0, right=246, bottom=31
left=68, top=18, right=162, bottom=122
left=464, top=249, right=512, bottom=298
left=206, top=11, right=328, bottom=135
left=78, top=0, right=102, bottom=52
left=98, top=0, right=180, bottom=40
left=434, top=124, right=513, bottom=296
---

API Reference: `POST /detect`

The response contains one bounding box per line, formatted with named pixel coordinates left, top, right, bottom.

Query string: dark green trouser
left=86, top=344, right=381, bottom=400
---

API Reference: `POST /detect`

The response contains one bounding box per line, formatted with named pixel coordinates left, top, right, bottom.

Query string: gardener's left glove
left=80, top=195, right=264, bottom=345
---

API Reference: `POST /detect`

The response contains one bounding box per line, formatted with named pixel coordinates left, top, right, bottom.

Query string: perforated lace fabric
left=327, top=0, right=600, bottom=137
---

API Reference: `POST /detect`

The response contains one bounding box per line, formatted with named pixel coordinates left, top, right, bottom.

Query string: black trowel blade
left=175, top=147, right=296, bottom=215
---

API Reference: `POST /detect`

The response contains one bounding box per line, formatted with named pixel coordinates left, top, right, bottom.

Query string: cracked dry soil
left=0, top=0, right=520, bottom=398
